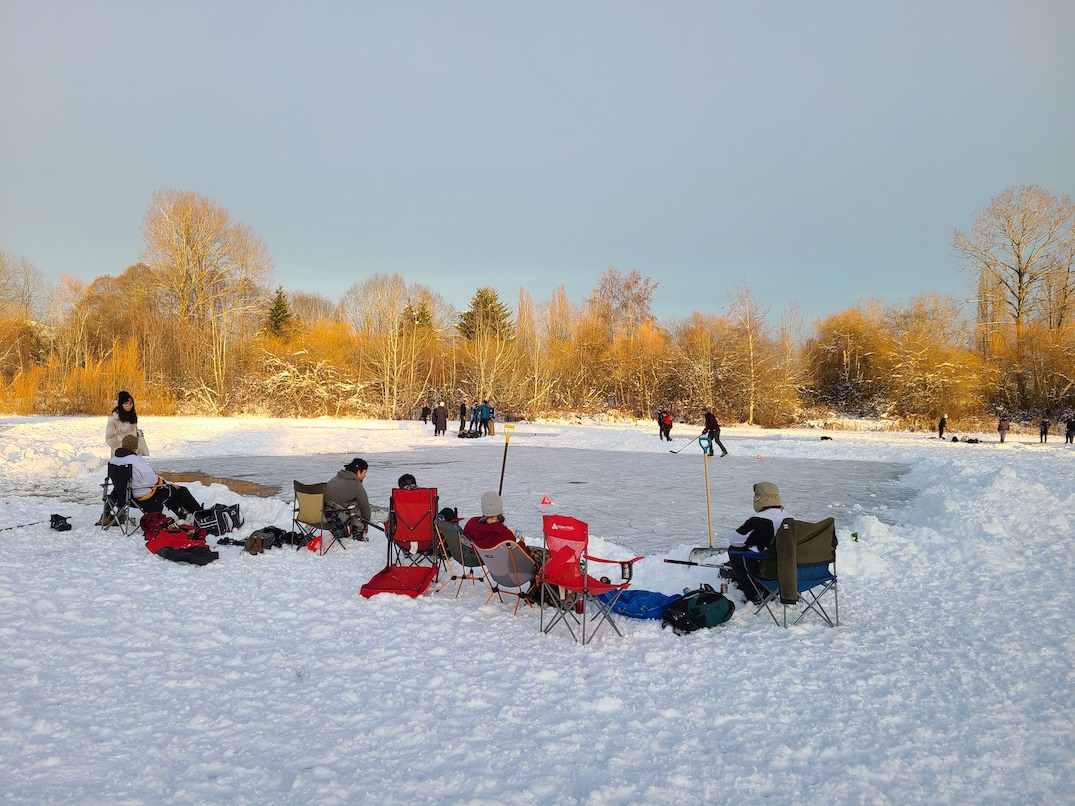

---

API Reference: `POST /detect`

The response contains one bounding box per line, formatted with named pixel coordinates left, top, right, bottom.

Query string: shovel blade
left=689, top=546, right=727, bottom=563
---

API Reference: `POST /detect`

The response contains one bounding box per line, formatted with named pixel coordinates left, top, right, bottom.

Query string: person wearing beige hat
left=726, top=481, right=790, bottom=604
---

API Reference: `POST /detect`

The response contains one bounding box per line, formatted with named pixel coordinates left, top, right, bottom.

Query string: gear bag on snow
left=661, top=584, right=735, bottom=634
left=193, top=503, right=243, bottom=536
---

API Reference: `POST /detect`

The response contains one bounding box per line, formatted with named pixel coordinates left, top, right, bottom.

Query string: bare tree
left=726, top=283, right=772, bottom=424
left=140, top=190, right=273, bottom=409
left=339, top=273, right=442, bottom=418
left=0, top=251, right=45, bottom=319
left=954, top=185, right=1075, bottom=337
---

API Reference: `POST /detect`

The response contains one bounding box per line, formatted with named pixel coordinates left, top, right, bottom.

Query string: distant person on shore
left=324, top=458, right=372, bottom=537
left=459, top=401, right=468, bottom=432
left=432, top=402, right=449, bottom=436
left=701, top=407, right=728, bottom=457
left=998, top=414, right=1010, bottom=443
left=420, top=404, right=431, bottom=424
left=1040, top=417, right=1051, bottom=444
left=1065, top=417, right=1075, bottom=444
left=938, top=413, right=947, bottom=439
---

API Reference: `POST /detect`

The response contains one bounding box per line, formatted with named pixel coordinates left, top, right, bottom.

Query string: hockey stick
left=669, top=437, right=696, bottom=454
left=663, top=557, right=727, bottom=568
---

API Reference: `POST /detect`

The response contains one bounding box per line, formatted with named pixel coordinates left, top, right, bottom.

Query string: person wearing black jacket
left=702, top=407, right=728, bottom=457
left=726, top=482, right=788, bottom=604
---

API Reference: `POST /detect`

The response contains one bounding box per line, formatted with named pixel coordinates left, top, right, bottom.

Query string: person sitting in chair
left=324, top=457, right=372, bottom=537
left=463, top=492, right=536, bottom=557
left=464, top=491, right=547, bottom=602
left=726, top=481, right=791, bottom=605
left=109, top=435, right=203, bottom=521
left=397, top=473, right=418, bottom=490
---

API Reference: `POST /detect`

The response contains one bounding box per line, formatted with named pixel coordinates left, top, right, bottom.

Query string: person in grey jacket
left=324, top=458, right=371, bottom=535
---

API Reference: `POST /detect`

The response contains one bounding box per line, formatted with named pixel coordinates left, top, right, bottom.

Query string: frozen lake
left=158, top=444, right=914, bottom=556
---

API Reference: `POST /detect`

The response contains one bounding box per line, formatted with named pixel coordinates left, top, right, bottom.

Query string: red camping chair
left=385, top=487, right=442, bottom=571
left=537, top=514, right=643, bottom=645
left=360, top=488, right=442, bottom=599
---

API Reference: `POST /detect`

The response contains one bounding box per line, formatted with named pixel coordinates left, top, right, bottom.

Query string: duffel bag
left=193, top=503, right=244, bottom=536
left=661, top=584, right=735, bottom=635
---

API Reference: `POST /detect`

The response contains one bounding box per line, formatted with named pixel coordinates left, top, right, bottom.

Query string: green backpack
left=661, top=584, right=735, bottom=635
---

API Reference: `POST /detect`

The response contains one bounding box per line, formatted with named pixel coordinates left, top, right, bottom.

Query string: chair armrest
left=583, top=553, right=644, bottom=582
left=583, top=553, right=644, bottom=565
left=733, top=549, right=767, bottom=560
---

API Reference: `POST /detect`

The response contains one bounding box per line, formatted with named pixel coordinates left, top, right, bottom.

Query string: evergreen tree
left=457, top=287, right=514, bottom=340
left=267, top=286, right=292, bottom=336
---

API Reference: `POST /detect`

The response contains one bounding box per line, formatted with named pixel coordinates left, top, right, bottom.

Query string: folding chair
left=292, top=480, right=327, bottom=551
left=436, top=519, right=490, bottom=597
left=101, top=462, right=139, bottom=536
left=385, top=487, right=442, bottom=572
left=472, top=540, right=540, bottom=614
left=745, top=517, right=839, bottom=628
left=537, top=514, right=643, bottom=645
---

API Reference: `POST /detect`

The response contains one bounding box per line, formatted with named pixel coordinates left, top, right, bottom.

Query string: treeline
left=1, top=185, right=1073, bottom=425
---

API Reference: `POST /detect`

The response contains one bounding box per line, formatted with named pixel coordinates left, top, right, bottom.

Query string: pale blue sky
left=2, top=1, right=1073, bottom=325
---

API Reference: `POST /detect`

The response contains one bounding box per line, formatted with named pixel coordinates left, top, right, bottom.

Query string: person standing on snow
left=938, top=413, right=948, bottom=439
left=998, top=414, right=1010, bottom=443
left=1040, top=417, right=1051, bottom=444
left=661, top=411, right=674, bottom=441
left=459, top=401, right=468, bottom=433
left=431, top=402, right=449, bottom=436
left=702, top=407, right=728, bottom=457
left=1066, top=417, right=1075, bottom=445
left=420, top=404, right=431, bottom=424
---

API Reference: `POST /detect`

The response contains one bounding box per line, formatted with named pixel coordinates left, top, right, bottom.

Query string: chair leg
left=581, top=591, right=624, bottom=645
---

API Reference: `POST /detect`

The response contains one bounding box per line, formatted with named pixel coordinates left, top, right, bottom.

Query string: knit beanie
left=480, top=491, right=504, bottom=517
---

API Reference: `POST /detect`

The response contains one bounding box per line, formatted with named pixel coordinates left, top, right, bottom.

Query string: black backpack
left=661, top=584, right=735, bottom=635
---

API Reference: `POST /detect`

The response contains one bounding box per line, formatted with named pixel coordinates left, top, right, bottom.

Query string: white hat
left=480, top=491, right=504, bottom=517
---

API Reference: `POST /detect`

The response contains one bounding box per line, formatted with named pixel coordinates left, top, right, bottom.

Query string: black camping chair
left=101, top=463, right=139, bottom=536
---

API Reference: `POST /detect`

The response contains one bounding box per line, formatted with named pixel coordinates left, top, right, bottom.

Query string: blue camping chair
left=744, top=518, right=839, bottom=628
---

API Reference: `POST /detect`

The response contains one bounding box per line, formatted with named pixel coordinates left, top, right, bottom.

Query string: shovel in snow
left=688, top=436, right=725, bottom=563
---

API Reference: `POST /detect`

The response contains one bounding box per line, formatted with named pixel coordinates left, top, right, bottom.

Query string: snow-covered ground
left=0, top=416, right=1072, bottom=804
